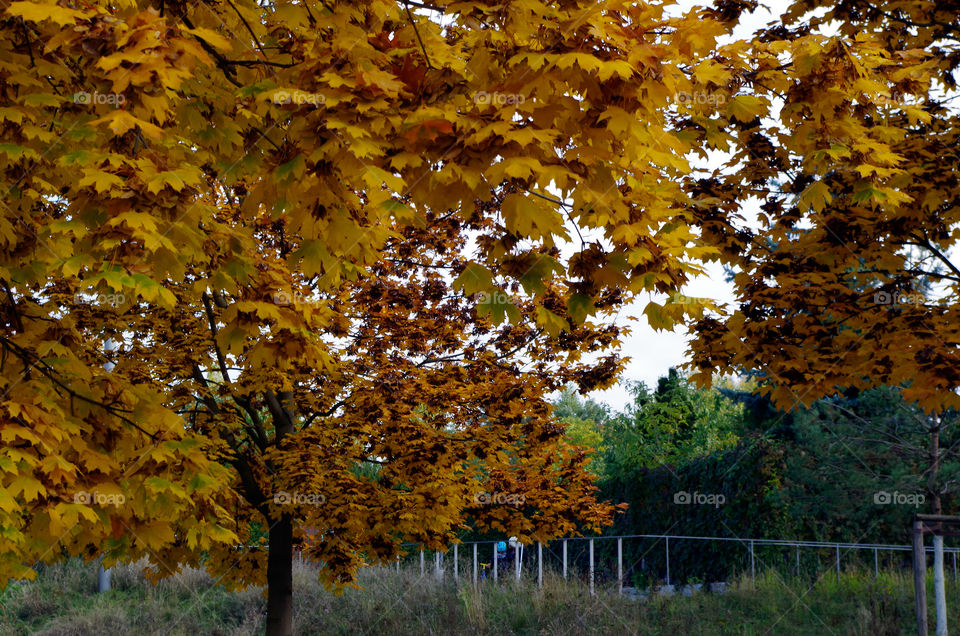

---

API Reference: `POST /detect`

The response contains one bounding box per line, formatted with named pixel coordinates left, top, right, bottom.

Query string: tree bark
left=266, top=516, right=294, bottom=636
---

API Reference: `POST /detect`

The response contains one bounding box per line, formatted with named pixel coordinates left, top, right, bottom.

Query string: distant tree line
left=554, top=370, right=960, bottom=584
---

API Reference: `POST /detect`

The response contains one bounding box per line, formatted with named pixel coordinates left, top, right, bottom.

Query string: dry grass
left=0, top=558, right=954, bottom=635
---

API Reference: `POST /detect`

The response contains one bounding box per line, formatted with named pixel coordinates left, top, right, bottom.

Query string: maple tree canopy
left=0, top=0, right=716, bottom=629
left=684, top=0, right=960, bottom=413
left=2, top=0, right=958, bottom=633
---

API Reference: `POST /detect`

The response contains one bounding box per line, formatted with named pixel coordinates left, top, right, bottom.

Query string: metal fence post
left=835, top=544, right=840, bottom=583
left=589, top=538, right=595, bottom=596
left=617, top=537, right=623, bottom=595
left=563, top=539, right=568, bottom=580
left=515, top=541, right=521, bottom=581
left=386, top=534, right=959, bottom=604
left=666, top=536, right=671, bottom=586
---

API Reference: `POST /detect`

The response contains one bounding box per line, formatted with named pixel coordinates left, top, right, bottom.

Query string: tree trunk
left=266, top=516, right=294, bottom=636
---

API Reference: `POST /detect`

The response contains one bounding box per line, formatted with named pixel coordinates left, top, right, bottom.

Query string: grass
left=0, top=558, right=956, bottom=635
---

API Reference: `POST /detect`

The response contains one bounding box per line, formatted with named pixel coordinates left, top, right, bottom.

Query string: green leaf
left=535, top=306, right=570, bottom=336
left=0, top=144, right=37, bottom=161
left=567, top=294, right=595, bottom=324
left=275, top=155, right=306, bottom=182
left=477, top=293, right=520, bottom=325
left=453, top=263, right=494, bottom=297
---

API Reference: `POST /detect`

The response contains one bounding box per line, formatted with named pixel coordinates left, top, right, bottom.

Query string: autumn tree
left=685, top=0, right=959, bottom=410
left=682, top=1, right=959, bottom=633
left=0, top=0, right=735, bottom=633
left=125, top=206, right=631, bottom=633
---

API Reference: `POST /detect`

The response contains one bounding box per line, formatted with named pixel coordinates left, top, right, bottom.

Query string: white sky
left=590, top=261, right=736, bottom=409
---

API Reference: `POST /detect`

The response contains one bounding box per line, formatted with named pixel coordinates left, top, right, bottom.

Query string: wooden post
left=796, top=544, right=800, bottom=577
left=875, top=548, right=879, bottom=578
left=435, top=551, right=442, bottom=579
left=472, top=543, right=477, bottom=587
left=914, top=519, right=929, bottom=636
left=537, top=542, right=543, bottom=588
left=749, top=540, right=755, bottom=580
left=954, top=550, right=957, bottom=583
left=420, top=548, right=424, bottom=576
left=589, top=539, right=595, bottom=596
left=562, top=540, right=567, bottom=580
left=617, top=537, right=623, bottom=595
left=454, top=544, right=458, bottom=582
